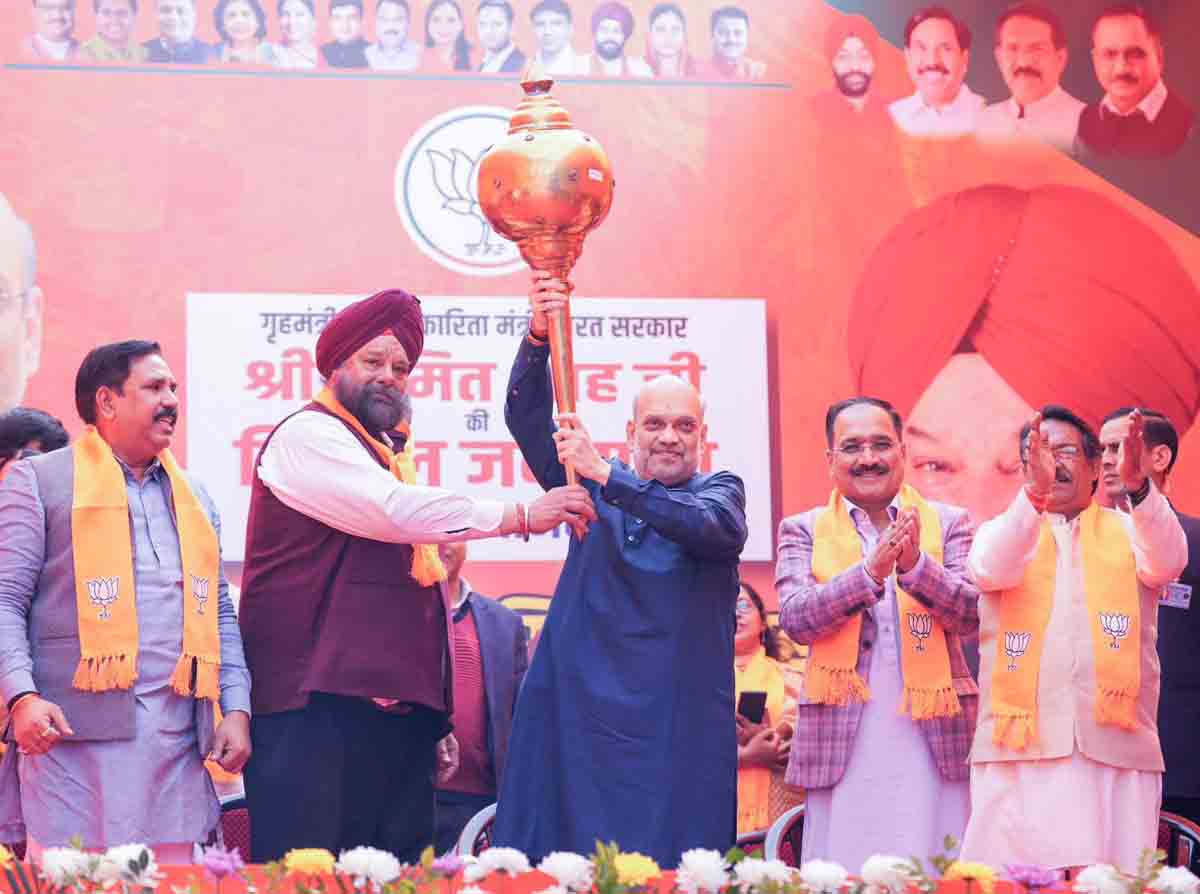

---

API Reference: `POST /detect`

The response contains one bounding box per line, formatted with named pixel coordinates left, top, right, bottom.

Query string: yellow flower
left=943, top=861, right=997, bottom=894
left=614, top=852, right=661, bottom=887
left=283, top=848, right=336, bottom=876
left=0, top=845, right=13, bottom=869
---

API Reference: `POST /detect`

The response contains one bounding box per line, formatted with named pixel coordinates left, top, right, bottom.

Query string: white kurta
left=801, top=508, right=970, bottom=869
left=961, top=487, right=1186, bottom=869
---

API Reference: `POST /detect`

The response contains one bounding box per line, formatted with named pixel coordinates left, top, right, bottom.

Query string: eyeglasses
left=833, top=438, right=898, bottom=458
left=735, top=598, right=754, bottom=614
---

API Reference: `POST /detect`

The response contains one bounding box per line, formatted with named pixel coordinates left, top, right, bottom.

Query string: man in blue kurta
left=492, top=273, right=748, bottom=864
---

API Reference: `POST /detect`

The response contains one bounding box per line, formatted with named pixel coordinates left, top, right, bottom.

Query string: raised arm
left=967, top=487, right=1043, bottom=592
left=503, top=336, right=566, bottom=491
left=894, top=506, right=980, bottom=635
left=1123, top=483, right=1188, bottom=589
left=775, top=511, right=883, bottom=644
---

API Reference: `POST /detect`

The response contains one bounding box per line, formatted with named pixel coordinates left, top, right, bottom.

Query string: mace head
left=476, top=61, right=614, bottom=276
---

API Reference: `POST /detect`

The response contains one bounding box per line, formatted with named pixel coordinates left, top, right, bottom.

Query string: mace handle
left=546, top=278, right=578, bottom=487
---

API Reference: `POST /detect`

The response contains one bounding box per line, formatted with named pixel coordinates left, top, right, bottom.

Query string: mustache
left=1013, top=66, right=1041, bottom=79
left=851, top=463, right=888, bottom=477
left=154, top=408, right=178, bottom=424
left=918, top=64, right=949, bottom=75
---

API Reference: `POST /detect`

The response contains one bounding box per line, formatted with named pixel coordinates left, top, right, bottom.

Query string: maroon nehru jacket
left=239, top=289, right=449, bottom=716
left=238, top=403, right=451, bottom=715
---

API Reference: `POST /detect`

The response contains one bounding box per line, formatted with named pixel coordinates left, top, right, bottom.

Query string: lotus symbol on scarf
left=906, top=612, right=932, bottom=652
left=1099, top=612, right=1130, bottom=649
left=192, top=575, right=210, bottom=615
left=1004, top=631, right=1031, bottom=671
left=87, top=576, right=120, bottom=620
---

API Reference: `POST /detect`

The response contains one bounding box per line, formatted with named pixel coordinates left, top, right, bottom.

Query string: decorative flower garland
left=0, top=837, right=1194, bottom=894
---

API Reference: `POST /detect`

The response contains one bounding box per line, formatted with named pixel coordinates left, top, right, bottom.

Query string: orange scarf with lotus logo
left=70, top=427, right=221, bottom=700
left=990, top=502, right=1140, bottom=750
left=313, top=386, right=447, bottom=588
left=807, top=484, right=960, bottom=720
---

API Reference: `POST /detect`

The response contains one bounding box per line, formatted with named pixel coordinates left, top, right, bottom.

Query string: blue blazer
left=464, top=592, right=528, bottom=787
left=1158, top=509, right=1200, bottom=799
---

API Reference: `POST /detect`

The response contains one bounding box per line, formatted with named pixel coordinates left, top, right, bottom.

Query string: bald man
left=0, top=195, right=43, bottom=415
left=493, top=273, right=748, bottom=865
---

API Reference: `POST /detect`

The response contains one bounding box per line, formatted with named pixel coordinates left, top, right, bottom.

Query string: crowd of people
left=19, top=0, right=768, bottom=80
left=820, top=3, right=1194, bottom=160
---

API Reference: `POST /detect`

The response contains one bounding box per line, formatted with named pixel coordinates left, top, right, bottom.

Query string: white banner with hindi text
left=186, top=294, right=772, bottom=562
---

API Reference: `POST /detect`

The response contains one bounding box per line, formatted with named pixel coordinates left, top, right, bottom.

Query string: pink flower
left=432, top=854, right=466, bottom=877
left=1005, top=864, right=1061, bottom=890
left=202, top=845, right=246, bottom=880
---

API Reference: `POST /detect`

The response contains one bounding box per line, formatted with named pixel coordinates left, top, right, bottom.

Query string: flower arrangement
left=3, top=833, right=1197, bottom=894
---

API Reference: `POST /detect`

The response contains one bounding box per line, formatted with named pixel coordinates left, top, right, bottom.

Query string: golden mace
left=476, top=63, right=615, bottom=484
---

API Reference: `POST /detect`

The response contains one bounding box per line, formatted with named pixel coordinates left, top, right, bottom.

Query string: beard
left=835, top=69, right=871, bottom=98
left=595, top=38, right=624, bottom=60
left=335, top=377, right=407, bottom=435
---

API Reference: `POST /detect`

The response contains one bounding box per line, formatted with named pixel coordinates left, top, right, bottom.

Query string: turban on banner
left=849, top=184, right=1200, bottom=434
left=315, top=289, right=425, bottom=378
left=592, top=1, right=634, bottom=37
left=823, top=14, right=880, bottom=64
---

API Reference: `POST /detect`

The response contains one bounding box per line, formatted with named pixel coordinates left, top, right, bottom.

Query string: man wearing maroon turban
left=238, top=289, right=596, bottom=863
left=585, top=1, right=650, bottom=77
left=849, top=183, right=1200, bottom=528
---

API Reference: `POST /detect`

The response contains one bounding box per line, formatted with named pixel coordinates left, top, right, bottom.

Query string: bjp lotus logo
left=394, top=106, right=524, bottom=277
left=86, top=576, right=120, bottom=620
left=907, top=612, right=932, bottom=652
left=1004, top=631, right=1031, bottom=671
left=191, top=575, right=210, bottom=616
left=1100, top=612, right=1131, bottom=649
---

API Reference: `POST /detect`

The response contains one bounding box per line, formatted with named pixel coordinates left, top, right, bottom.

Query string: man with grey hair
left=0, top=195, right=43, bottom=416
left=143, top=0, right=215, bottom=63
left=493, top=272, right=747, bottom=863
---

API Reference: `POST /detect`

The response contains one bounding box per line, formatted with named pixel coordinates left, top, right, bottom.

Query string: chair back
left=456, top=802, right=498, bottom=856
left=219, top=796, right=252, bottom=863
left=1159, top=810, right=1200, bottom=871
left=764, top=804, right=805, bottom=866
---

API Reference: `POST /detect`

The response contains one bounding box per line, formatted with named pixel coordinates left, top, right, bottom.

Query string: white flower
left=676, top=849, right=729, bottom=894
left=1073, top=864, right=1126, bottom=894
left=860, top=856, right=912, bottom=894
left=799, top=859, right=849, bottom=893
left=734, top=858, right=795, bottom=889
left=1153, top=867, right=1200, bottom=894
left=95, top=844, right=161, bottom=888
left=463, top=847, right=531, bottom=882
left=538, top=852, right=594, bottom=891
left=335, top=847, right=402, bottom=887
left=39, top=848, right=92, bottom=887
